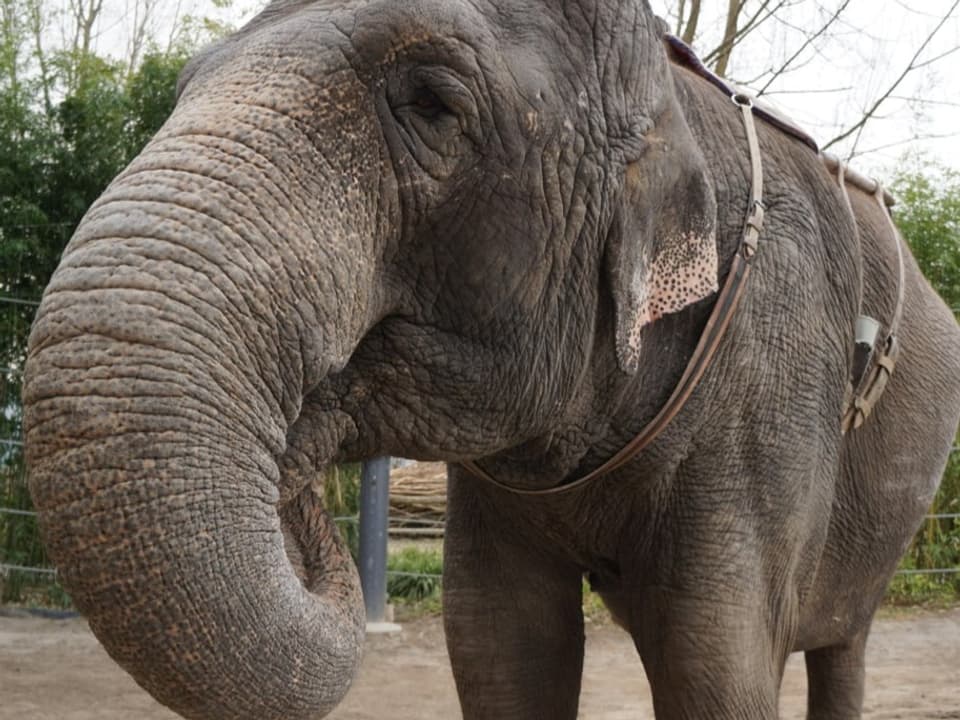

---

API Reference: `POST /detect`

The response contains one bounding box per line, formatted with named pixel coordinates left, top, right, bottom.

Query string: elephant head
left=24, top=1, right=718, bottom=717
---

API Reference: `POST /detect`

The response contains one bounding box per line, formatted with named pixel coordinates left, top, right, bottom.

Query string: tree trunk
left=681, top=0, right=702, bottom=44
left=713, top=0, right=743, bottom=78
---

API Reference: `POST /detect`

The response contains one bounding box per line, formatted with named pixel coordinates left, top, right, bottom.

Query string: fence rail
left=0, top=296, right=40, bottom=307
left=5, top=505, right=960, bottom=525
left=0, top=507, right=36, bottom=517
left=0, top=563, right=57, bottom=576
left=1, top=509, right=957, bottom=581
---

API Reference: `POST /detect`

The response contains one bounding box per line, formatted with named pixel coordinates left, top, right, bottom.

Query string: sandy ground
left=1, top=608, right=958, bottom=719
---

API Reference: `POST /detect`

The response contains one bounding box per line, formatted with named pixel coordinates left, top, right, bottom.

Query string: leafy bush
left=387, top=547, right=443, bottom=604
left=886, top=564, right=959, bottom=607
left=883, top=157, right=960, bottom=603
left=325, top=463, right=361, bottom=558
left=891, top=159, right=960, bottom=311
left=889, top=455, right=960, bottom=605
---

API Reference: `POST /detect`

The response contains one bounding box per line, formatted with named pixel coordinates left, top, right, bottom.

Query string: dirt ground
left=1, top=608, right=958, bottom=719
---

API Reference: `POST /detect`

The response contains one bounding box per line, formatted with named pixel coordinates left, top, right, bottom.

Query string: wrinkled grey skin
left=23, top=0, right=960, bottom=718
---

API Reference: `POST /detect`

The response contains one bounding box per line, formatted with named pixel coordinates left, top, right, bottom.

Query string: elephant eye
left=385, top=65, right=481, bottom=167
left=409, top=86, right=451, bottom=120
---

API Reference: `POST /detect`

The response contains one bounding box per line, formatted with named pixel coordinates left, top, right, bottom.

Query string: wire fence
left=2, top=507, right=957, bottom=583
left=1, top=295, right=958, bottom=608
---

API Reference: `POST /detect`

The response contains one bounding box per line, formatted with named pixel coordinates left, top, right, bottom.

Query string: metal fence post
left=358, top=457, right=399, bottom=632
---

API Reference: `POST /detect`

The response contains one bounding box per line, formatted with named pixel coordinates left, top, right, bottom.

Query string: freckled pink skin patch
left=627, top=231, right=719, bottom=353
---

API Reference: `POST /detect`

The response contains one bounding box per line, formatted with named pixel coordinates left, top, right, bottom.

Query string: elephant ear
left=605, top=101, right=719, bottom=375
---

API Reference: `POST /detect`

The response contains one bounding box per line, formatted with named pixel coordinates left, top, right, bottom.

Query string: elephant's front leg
left=443, top=473, right=585, bottom=720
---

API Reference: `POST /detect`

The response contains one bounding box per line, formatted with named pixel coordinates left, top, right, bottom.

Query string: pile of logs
left=388, top=461, right=447, bottom=538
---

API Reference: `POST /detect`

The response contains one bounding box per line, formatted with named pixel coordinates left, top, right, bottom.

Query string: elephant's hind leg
left=804, top=630, right=868, bottom=720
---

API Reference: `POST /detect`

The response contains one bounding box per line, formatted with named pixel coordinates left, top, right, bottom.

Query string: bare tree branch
left=702, top=0, right=791, bottom=69
left=756, top=0, right=854, bottom=96
left=910, top=43, right=960, bottom=71
left=164, top=0, right=186, bottom=54
left=712, top=0, right=745, bottom=77
left=1, top=0, right=22, bottom=94
left=125, top=0, right=161, bottom=77
left=27, top=0, right=53, bottom=115
left=70, top=0, right=104, bottom=57
left=681, top=0, right=702, bottom=44
left=676, top=0, right=687, bottom=36
left=849, top=131, right=960, bottom=160
left=823, top=0, right=960, bottom=154
left=762, top=85, right=853, bottom=95
left=65, top=0, right=104, bottom=90
left=889, top=94, right=960, bottom=109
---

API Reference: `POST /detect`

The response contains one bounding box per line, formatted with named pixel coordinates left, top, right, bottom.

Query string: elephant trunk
left=23, top=76, right=387, bottom=717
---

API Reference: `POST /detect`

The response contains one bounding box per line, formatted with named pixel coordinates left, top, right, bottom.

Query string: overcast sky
left=657, top=0, right=960, bottom=176
left=82, top=0, right=960, bottom=179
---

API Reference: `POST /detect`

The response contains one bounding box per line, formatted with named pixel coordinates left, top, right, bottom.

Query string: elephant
left=22, top=0, right=960, bottom=718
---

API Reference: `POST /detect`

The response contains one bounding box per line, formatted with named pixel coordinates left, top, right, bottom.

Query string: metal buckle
left=742, top=200, right=765, bottom=258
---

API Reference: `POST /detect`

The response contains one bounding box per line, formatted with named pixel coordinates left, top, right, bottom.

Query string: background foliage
left=0, top=3, right=191, bottom=604
left=891, top=161, right=960, bottom=310
left=887, top=161, right=960, bottom=603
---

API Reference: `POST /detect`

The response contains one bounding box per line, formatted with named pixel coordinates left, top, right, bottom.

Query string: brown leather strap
left=458, top=93, right=765, bottom=496
left=833, top=159, right=855, bottom=216
left=841, top=335, right=900, bottom=432
left=822, top=153, right=896, bottom=208
left=665, top=34, right=819, bottom=154
left=840, top=186, right=906, bottom=433
left=883, top=186, right=907, bottom=338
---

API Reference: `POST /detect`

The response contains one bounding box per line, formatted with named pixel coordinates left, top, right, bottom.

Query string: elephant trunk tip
left=25, top=396, right=365, bottom=720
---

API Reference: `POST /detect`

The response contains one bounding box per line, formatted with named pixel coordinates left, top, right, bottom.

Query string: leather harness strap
left=460, top=34, right=905, bottom=495
left=458, top=92, right=766, bottom=496
left=665, top=35, right=906, bottom=431
left=665, top=34, right=819, bottom=155
left=839, top=182, right=906, bottom=433
left=822, top=154, right=896, bottom=209
left=829, top=156, right=905, bottom=432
